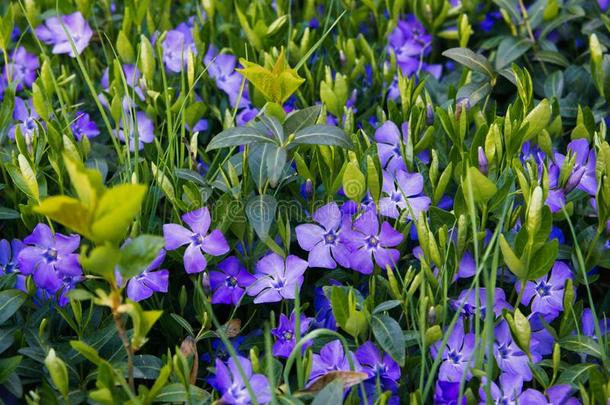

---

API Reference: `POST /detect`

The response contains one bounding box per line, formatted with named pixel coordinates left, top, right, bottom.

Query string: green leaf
left=512, top=308, right=531, bottom=354
left=366, top=155, right=381, bottom=203
left=342, top=161, right=366, bottom=201
left=0, top=207, right=20, bottom=220
left=464, top=166, right=497, bottom=203
left=0, top=290, right=26, bottom=325
left=117, top=235, right=165, bottom=279
left=559, top=336, right=603, bottom=359
left=330, top=287, right=349, bottom=329
left=91, top=183, right=147, bottom=243
left=283, top=105, right=322, bottom=135
left=527, top=239, right=558, bottom=280
left=245, top=194, right=277, bottom=240
left=521, top=99, right=551, bottom=141
left=206, top=126, right=276, bottom=151
left=499, top=234, right=525, bottom=279
left=371, top=314, right=406, bottom=366
left=557, top=363, right=599, bottom=385
left=63, top=155, right=105, bottom=211
left=80, top=244, right=120, bottom=280
left=153, top=383, right=210, bottom=403
left=259, top=114, right=285, bottom=144
left=292, top=125, right=352, bottom=149
left=442, top=47, right=495, bottom=78
left=70, top=340, right=103, bottom=365
left=544, top=71, right=564, bottom=98
left=44, top=349, right=69, bottom=398
left=35, top=196, right=93, bottom=239
left=495, top=37, right=532, bottom=69
left=311, top=380, right=343, bottom=405
left=265, top=145, right=288, bottom=188
left=0, top=355, right=21, bottom=384
left=456, top=81, right=492, bottom=106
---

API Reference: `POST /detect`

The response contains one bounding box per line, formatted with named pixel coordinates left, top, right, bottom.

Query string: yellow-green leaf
left=91, top=184, right=147, bottom=243
left=34, top=196, right=92, bottom=238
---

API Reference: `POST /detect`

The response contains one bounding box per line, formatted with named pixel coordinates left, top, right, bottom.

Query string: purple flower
left=478, top=373, right=523, bottom=405
left=516, top=261, right=573, bottom=321
left=295, top=202, right=351, bottom=269
left=209, top=256, right=255, bottom=305
left=600, top=0, right=610, bottom=11
left=343, top=209, right=403, bottom=275
left=355, top=341, right=401, bottom=392
left=204, top=46, right=245, bottom=108
left=519, top=385, right=580, bottom=405
left=163, top=207, right=230, bottom=274
left=123, top=248, right=169, bottom=302
left=9, top=97, right=40, bottom=141
left=99, top=64, right=145, bottom=107
left=3, top=46, right=39, bottom=91
left=308, top=340, right=361, bottom=385
left=452, top=288, right=512, bottom=318
left=582, top=308, right=610, bottom=338
left=455, top=251, right=476, bottom=279
left=493, top=321, right=540, bottom=381
left=247, top=253, right=308, bottom=303
left=554, top=139, right=597, bottom=196
left=209, top=356, right=272, bottom=405
left=35, top=12, right=93, bottom=57
left=374, top=121, right=408, bottom=173
left=379, top=169, right=430, bottom=219
left=162, top=29, right=196, bottom=73
left=0, top=239, right=27, bottom=291
left=430, top=320, right=475, bottom=382
left=116, top=111, right=155, bottom=151
left=271, top=312, right=313, bottom=358
left=314, top=285, right=337, bottom=330
left=17, top=224, right=83, bottom=303
left=71, top=111, right=100, bottom=141
left=434, top=380, right=467, bottom=405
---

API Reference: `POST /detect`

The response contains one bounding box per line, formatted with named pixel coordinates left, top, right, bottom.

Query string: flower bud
left=478, top=146, right=488, bottom=175
left=426, top=104, right=435, bottom=125
left=564, top=166, right=585, bottom=193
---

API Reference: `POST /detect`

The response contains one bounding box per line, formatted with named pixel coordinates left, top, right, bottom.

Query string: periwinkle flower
left=162, top=29, right=196, bottom=73
left=343, top=209, right=403, bottom=275
left=209, top=356, right=272, bottom=405
left=516, top=261, right=573, bottom=321
left=455, top=251, right=476, bottom=279
left=295, top=202, right=351, bottom=269
left=600, top=0, right=610, bottom=11
left=163, top=207, right=230, bottom=274
left=8, top=97, right=41, bottom=141
left=17, top=224, right=82, bottom=300
left=0, top=239, right=27, bottom=291
left=355, top=341, right=401, bottom=392
left=554, top=139, right=597, bottom=196
left=581, top=308, right=610, bottom=339
left=204, top=46, right=245, bottom=108
left=314, top=285, right=338, bottom=330
left=374, top=120, right=408, bottom=173
left=209, top=256, right=255, bottom=305
left=308, top=340, right=361, bottom=385
left=433, top=380, right=467, bottom=405
left=493, top=321, right=540, bottom=381
left=35, top=12, right=93, bottom=57
left=478, top=373, right=523, bottom=405
left=3, top=46, right=39, bottom=91
left=519, top=385, right=581, bottom=405
left=116, top=111, right=155, bottom=151
left=388, top=14, right=441, bottom=78
left=452, top=288, right=512, bottom=318
left=271, top=311, right=313, bottom=358
left=247, top=253, right=308, bottom=303
left=122, top=248, right=169, bottom=302
left=71, top=111, right=100, bottom=141
left=430, top=320, right=475, bottom=382
left=379, top=169, right=431, bottom=220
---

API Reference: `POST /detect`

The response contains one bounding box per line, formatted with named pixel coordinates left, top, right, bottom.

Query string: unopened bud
left=564, top=166, right=585, bottom=193
left=426, top=104, right=435, bottom=125
left=478, top=146, right=488, bottom=175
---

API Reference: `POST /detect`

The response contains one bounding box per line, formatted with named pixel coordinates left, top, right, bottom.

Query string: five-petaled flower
left=247, top=253, right=308, bottom=304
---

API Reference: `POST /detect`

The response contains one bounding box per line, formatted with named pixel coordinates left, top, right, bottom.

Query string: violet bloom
left=600, top=0, right=610, bottom=11
left=247, top=253, right=308, bottom=304
left=434, top=380, right=466, bottom=405
left=387, top=14, right=441, bottom=78
left=452, top=288, right=512, bottom=318
left=430, top=320, right=475, bottom=382
left=162, top=29, right=196, bottom=73
left=516, top=261, right=573, bottom=321
left=99, top=64, right=145, bottom=108
left=455, top=251, right=476, bottom=279
left=204, top=46, right=245, bottom=108
left=209, top=256, right=255, bottom=305
left=493, top=321, right=540, bottom=381
left=8, top=97, right=40, bottom=141
left=71, top=111, right=100, bottom=141
left=209, top=356, right=271, bottom=405
left=519, top=385, right=581, bottom=405
left=355, top=341, right=401, bottom=392
left=295, top=202, right=351, bottom=269
left=379, top=169, right=430, bottom=219
left=163, top=207, right=230, bottom=274
left=3, top=46, right=39, bottom=91
left=35, top=12, right=93, bottom=57
left=17, top=224, right=82, bottom=297
left=314, top=285, right=337, bottom=330
left=374, top=120, right=407, bottom=173
left=271, top=312, right=313, bottom=358
left=308, top=340, right=361, bottom=385
left=343, top=209, right=403, bottom=275
left=116, top=111, right=155, bottom=151
left=0, top=239, right=27, bottom=291
left=478, top=373, right=523, bottom=405
left=554, top=139, right=597, bottom=196
left=582, top=308, right=610, bottom=338
left=124, top=248, right=169, bottom=302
